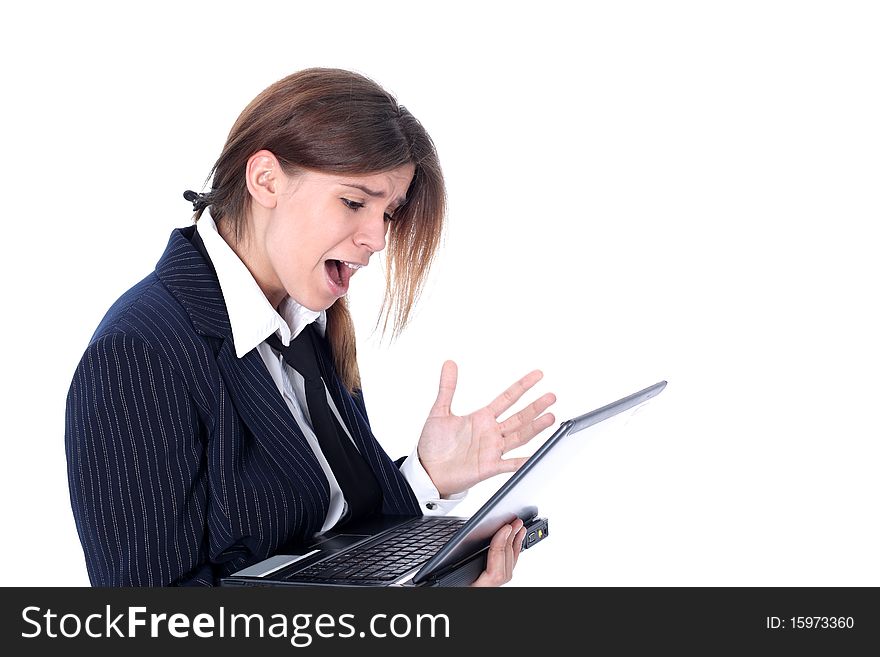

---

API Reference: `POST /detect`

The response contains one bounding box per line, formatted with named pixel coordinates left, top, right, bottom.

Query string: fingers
left=501, top=413, right=556, bottom=452
left=487, top=370, right=545, bottom=419
left=470, top=518, right=525, bottom=587
left=512, top=523, right=527, bottom=569
left=498, top=392, right=556, bottom=434
left=429, top=360, right=458, bottom=417
left=498, top=392, right=557, bottom=448
left=494, top=455, right=528, bottom=476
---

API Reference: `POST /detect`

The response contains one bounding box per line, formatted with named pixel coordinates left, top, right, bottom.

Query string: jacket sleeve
left=65, top=332, right=212, bottom=586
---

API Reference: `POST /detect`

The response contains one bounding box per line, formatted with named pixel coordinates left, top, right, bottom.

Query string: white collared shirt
left=196, top=214, right=463, bottom=533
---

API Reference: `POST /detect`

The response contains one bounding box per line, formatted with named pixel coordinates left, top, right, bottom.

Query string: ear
left=245, top=150, right=281, bottom=209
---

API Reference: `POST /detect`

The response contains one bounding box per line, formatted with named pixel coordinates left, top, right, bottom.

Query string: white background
left=1, top=1, right=877, bottom=587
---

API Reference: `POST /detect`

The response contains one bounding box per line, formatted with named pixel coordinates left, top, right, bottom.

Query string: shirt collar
left=196, top=213, right=326, bottom=358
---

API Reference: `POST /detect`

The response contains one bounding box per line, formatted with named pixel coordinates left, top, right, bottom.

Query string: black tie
left=266, top=324, right=382, bottom=522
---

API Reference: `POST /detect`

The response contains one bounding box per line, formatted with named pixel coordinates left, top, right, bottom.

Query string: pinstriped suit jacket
left=65, top=226, right=421, bottom=586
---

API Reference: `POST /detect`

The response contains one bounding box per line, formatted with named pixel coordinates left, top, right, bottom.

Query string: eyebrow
left=340, top=183, right=407, bottom=209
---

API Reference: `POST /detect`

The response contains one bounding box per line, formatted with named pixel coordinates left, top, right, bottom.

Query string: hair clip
left=183, top=190, right=211, bottom=212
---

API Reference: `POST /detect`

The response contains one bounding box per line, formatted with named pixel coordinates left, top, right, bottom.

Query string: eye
left=341, top=198, right=364, bottom=211
left=343, top=197, right=396, bottom=222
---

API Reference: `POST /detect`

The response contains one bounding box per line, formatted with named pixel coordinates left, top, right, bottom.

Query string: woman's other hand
left=470, top=518, right=527, bottom=587
left=418, top=360, right=556, bottom=497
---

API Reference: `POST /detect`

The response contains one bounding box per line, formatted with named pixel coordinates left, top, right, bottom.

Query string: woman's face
left=263, top=163, right=415, bottom=311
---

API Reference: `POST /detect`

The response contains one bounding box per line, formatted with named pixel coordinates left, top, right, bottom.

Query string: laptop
left=221, top=380, right=667, bottom=587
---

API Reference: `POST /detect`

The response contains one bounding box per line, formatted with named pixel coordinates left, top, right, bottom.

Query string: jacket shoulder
left=77, top=270, right=221, bottom=412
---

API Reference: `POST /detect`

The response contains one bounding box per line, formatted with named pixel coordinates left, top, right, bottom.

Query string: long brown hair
left=193, top=68, right=446, bottom=392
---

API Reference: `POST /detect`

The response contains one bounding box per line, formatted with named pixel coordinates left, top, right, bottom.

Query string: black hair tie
left=183, top=190, right=211, bottom=212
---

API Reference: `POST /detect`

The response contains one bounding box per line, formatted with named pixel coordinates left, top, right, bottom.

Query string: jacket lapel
left=154, top=227, right=331, bottom=532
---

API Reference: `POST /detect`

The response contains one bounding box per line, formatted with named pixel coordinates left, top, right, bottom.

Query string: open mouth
left=324, top=259, right=363, bottom=291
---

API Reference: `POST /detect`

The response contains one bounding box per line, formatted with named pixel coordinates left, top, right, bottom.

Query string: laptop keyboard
left=292, top=517, right=468, bottom=583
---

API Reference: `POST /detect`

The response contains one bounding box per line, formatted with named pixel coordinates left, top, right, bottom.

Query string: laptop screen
left=412, top=380, right=667, bottom=584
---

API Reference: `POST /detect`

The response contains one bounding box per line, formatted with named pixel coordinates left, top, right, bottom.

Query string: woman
left=65, top=68, right=556, bottom=587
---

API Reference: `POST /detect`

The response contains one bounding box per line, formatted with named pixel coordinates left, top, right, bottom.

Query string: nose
left=354, top=210, right=388, bottom=254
